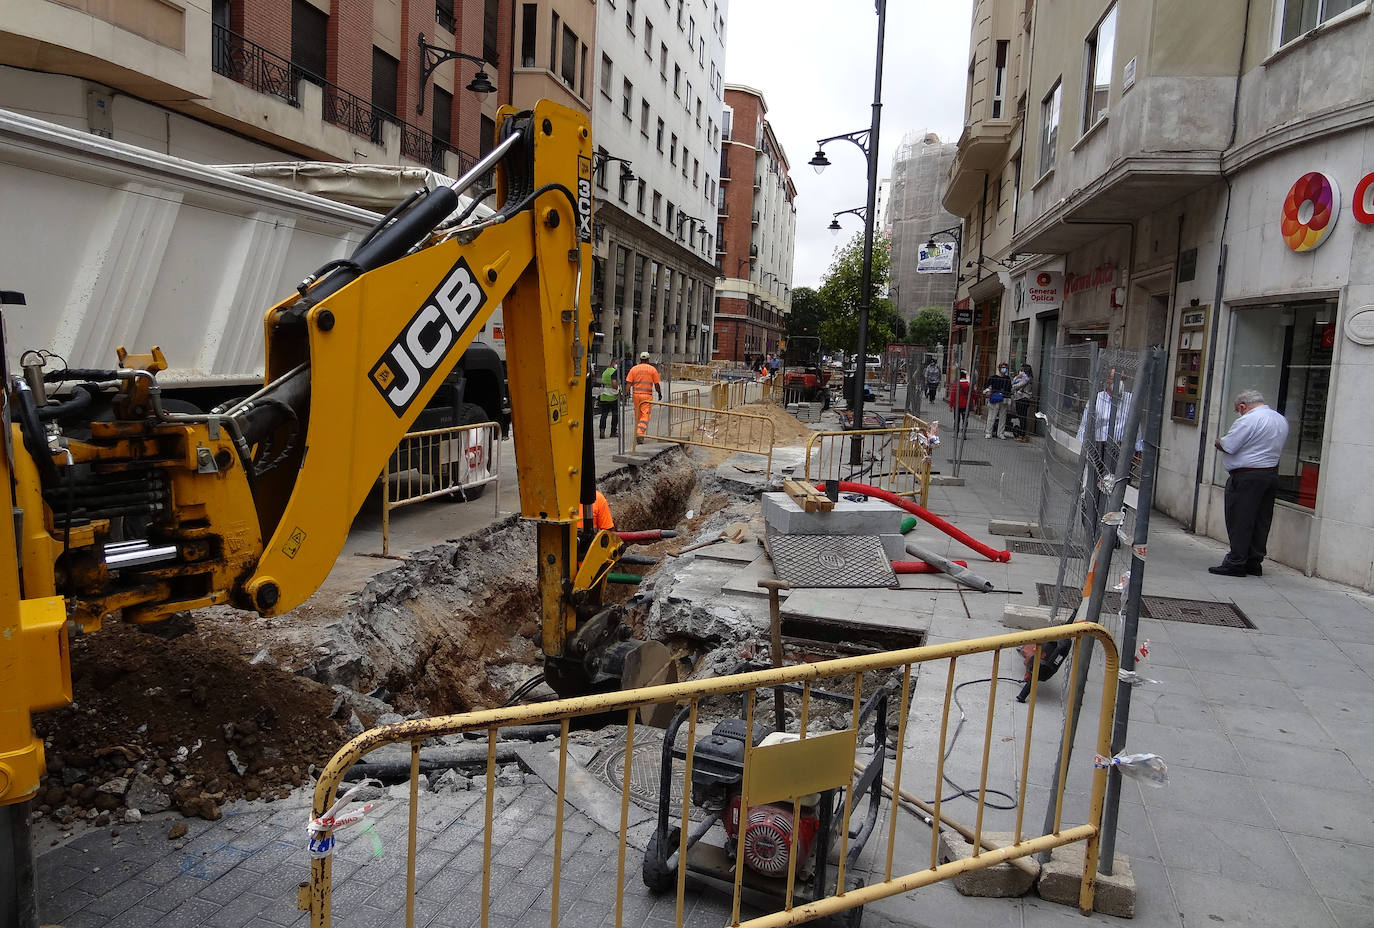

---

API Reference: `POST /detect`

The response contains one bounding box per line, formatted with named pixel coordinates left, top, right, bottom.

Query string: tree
left=785, top=287, right=830, bottom=342
left=908, top=306, right=951, bottom=348
left=815, top=231, right=898, bottom=355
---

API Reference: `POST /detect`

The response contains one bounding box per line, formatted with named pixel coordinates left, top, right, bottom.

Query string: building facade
left=887, top=131, right=959, bottom=326
left=0, top=0, right=521, bottom=173
left=589, top=0, right=725, bottom=367
left=953, top=0, right=1374, bottom=590
left=712, top=84, right=796, bottom=364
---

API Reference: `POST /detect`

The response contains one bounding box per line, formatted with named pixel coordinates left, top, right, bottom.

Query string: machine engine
left=689, top=720, right=821, bottom=879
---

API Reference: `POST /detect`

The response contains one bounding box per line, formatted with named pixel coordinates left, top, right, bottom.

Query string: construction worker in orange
left=625, top=351, right=663, bottom=437
left=576, top=490, right=614, bottom=532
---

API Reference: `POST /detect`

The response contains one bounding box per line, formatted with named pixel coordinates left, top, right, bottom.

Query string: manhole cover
left=768, top=534, right=896, bottom=588
left=1143, top=596, right=1255, bottom=628
left=590, top=729, right=705, bottom=822
left=1035, top=583, right=1254, bottom=628
left=1010, top=540, right=1065, bottom=557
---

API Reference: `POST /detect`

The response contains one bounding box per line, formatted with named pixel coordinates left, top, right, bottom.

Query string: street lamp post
left=416, top=33, right=495, bottom=115
left=810, top=0, right=887, bottom=457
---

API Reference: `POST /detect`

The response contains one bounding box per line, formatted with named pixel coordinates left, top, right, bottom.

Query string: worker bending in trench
left=625, top=351, right=663, bottom=437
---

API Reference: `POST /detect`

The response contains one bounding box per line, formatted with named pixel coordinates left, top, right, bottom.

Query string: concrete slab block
left=988, top=519, right=1040, bottom=537
left=936, top=830, right=1038, bottom=897
left=1036, top=841, right=1136, bottom=917
left=929, top=475, right=965, bottom=486
left=692, top=543, right=763, bottom=563
left=761, top=492, right=906, bottom=536
left=781, top=587, right=933, bottom=639
left=1002, top=604, right=1055, bottom=630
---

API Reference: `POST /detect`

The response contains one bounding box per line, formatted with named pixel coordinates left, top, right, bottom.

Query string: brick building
left=712, top=84, right=796, bottom=364
left=0, top=0, right=536, bottom=172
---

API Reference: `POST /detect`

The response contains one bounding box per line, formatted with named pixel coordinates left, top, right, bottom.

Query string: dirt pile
left=35, top=616, right=346, bottom=826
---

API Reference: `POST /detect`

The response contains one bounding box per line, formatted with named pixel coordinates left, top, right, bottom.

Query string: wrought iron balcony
left=211, top=23, right=298, bottom=106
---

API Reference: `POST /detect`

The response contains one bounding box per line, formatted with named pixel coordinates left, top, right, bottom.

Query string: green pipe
left=607, top=572, right=642, bottom=585
left=899, top=515, right=918, bottom=534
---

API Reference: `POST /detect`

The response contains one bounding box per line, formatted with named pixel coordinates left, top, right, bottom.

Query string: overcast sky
left=723, top=0, right=974, bottom=289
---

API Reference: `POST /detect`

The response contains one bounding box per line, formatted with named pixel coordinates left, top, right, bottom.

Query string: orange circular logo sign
left=1036, top=272, right=1052, bottom=286
left=1281, top=172, right=1340, bottom=252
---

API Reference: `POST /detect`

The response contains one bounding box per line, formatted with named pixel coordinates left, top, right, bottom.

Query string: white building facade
left=590, top=0, right=726, bottom=365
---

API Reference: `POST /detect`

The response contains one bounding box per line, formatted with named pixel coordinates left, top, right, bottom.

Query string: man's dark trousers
left=597, top=399, right=619, bottom=437
left=1222, top=467, right=1279, bottom=569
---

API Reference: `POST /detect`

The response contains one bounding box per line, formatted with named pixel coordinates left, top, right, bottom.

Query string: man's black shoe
left=1208, top=564, right=1247, bottom=577
left=1246, top=562, right=1263, bottom=576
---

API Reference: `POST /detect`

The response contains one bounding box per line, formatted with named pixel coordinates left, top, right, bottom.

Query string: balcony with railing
left=211, top=24, right=479, bottom=173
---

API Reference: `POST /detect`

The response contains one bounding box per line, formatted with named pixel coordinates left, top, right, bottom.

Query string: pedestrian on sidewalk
left=948, top=368, right=973, bottom=437
left=625, top=352, right=662, bottom=437
left=983, top=362, right=1013, bottom=438
left=1209, top=389, right=1289, bottom=577
left=923, top=357, right=941, bottom=403
left=596, top=361, right=620, bottom=439
left=1011, top=363, right=1035, bottom=441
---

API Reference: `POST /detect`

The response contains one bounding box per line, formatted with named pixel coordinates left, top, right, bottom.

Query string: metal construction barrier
left=636, top=401, right=774, bottom=474
left=710, top=378, right=768, bottom=410
left=302, top=624, right=1120, bottom=928
left=803, top=415, right=934, bottom=508
left=380, top=421, right=500, bottom=554
left=669, top=387, right=704, bottom=408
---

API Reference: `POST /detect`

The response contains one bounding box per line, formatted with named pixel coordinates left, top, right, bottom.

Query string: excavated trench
left=302, top=447, right=733, bottom=717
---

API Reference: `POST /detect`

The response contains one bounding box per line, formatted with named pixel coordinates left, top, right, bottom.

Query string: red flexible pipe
left=615, top=530, right=678, bottom=543
left=892, top=559, right=968, bottom=574
left=815, top=481, right=1012, bottom=563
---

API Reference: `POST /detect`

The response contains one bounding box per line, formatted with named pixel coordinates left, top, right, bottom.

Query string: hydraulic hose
left=815, top=480, right=1011, bottom=562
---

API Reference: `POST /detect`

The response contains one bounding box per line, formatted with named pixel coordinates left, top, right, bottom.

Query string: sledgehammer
left=903, top=540, right=995, bottom=593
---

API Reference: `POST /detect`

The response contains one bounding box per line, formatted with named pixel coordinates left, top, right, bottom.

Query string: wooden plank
left=783, top=479, right=835, bottom=512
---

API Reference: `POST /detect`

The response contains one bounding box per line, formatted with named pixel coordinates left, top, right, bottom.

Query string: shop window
left=1217, top=300, right=1334, bottom=508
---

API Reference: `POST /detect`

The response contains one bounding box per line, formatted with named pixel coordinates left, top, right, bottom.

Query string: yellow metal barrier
left=635, top=401, right=774, bottom=474
left=669, top=387, right=704, bottom=408
left=380, top=421, right=501, bottom=554
left=804, top=416, right=934, bottom=508
left=303, top=624, right=1119, bottom=928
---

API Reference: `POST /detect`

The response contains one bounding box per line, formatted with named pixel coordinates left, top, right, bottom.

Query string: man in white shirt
left=1209, top=389, right=1290, bottom=577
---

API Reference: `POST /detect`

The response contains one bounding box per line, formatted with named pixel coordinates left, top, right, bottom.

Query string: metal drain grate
left=1010, top=539, right=1066, bottom=557
left=767, top=533, right=897, bottom=588
left=1035, top=583, right=1254, bottom=628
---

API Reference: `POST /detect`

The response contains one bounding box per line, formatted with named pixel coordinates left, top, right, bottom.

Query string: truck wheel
left=442, top=402, right=494, bottom=502
left=641, top=825, right=680, bottom=893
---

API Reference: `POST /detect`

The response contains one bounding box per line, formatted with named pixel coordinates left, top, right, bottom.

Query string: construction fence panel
left=638, top=401, right=775, bottom=474
left=669, top=387, right=704, bottom=408
left=381, top=422, right=500, bottom=555
left=803, top=416, right=934, bottom=508
left=1035, top=347, right=1153, bottom=641
left=303, top=624, right=1120, bottom=928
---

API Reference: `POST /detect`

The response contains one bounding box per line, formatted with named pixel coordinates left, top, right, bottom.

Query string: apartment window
left=688, top=15, right=695, bottom=45
left=637, top=179, right=646, bottom=213
left=580, top=45, right=588, bottom=98
left=695, top=99, right=702, bottom=126
left=291, top=0, right=327, bottom=83
left=699, top=36, right=705, bottom=66
left=656, top=118, right=665, bottom=150
left=623, top=79, right=634, bottom=118
left=674, top=64, right=681, bottom=96
left=600, top=54, right=613, bottom=98
left=520, top=3, right=537, bottom=67
left=619, top=164, right=631, bottom=203
left=482, top=0, right=500, bottom=62
left=1083, top=5, right=1116, bottom=133
left=652, top=191, right=662, bottom=224
left=645, top=19, right=654, bottom=57
left=1280, top=0, right=1360, bottom=44
left=642, top=100, right=651, bottom=135
left=626, top=0, right=636, bottom=34
left=693, top=158, right=699, bottom=186
left=1039, top=79, right=1061, bottom=176
left=560, top=24, right=578, bottom=87
left=665, top=202, right=674, bottom=232
left=432, top=85, right=452, bottom=147
left=670, top=133, right=678, bottom=165
left=685, top=80, right=692, bottom=110
left=660, top=43, right=668, bottom=79
left=991, top=40, right=1009, bottom=119
left=677, top=0, right=684, bottom=27
left=721, top=107, right=733, bottom=140
left=437, top=0, right=455, bottom=33
left=372, top=47, right=398, bottom=118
